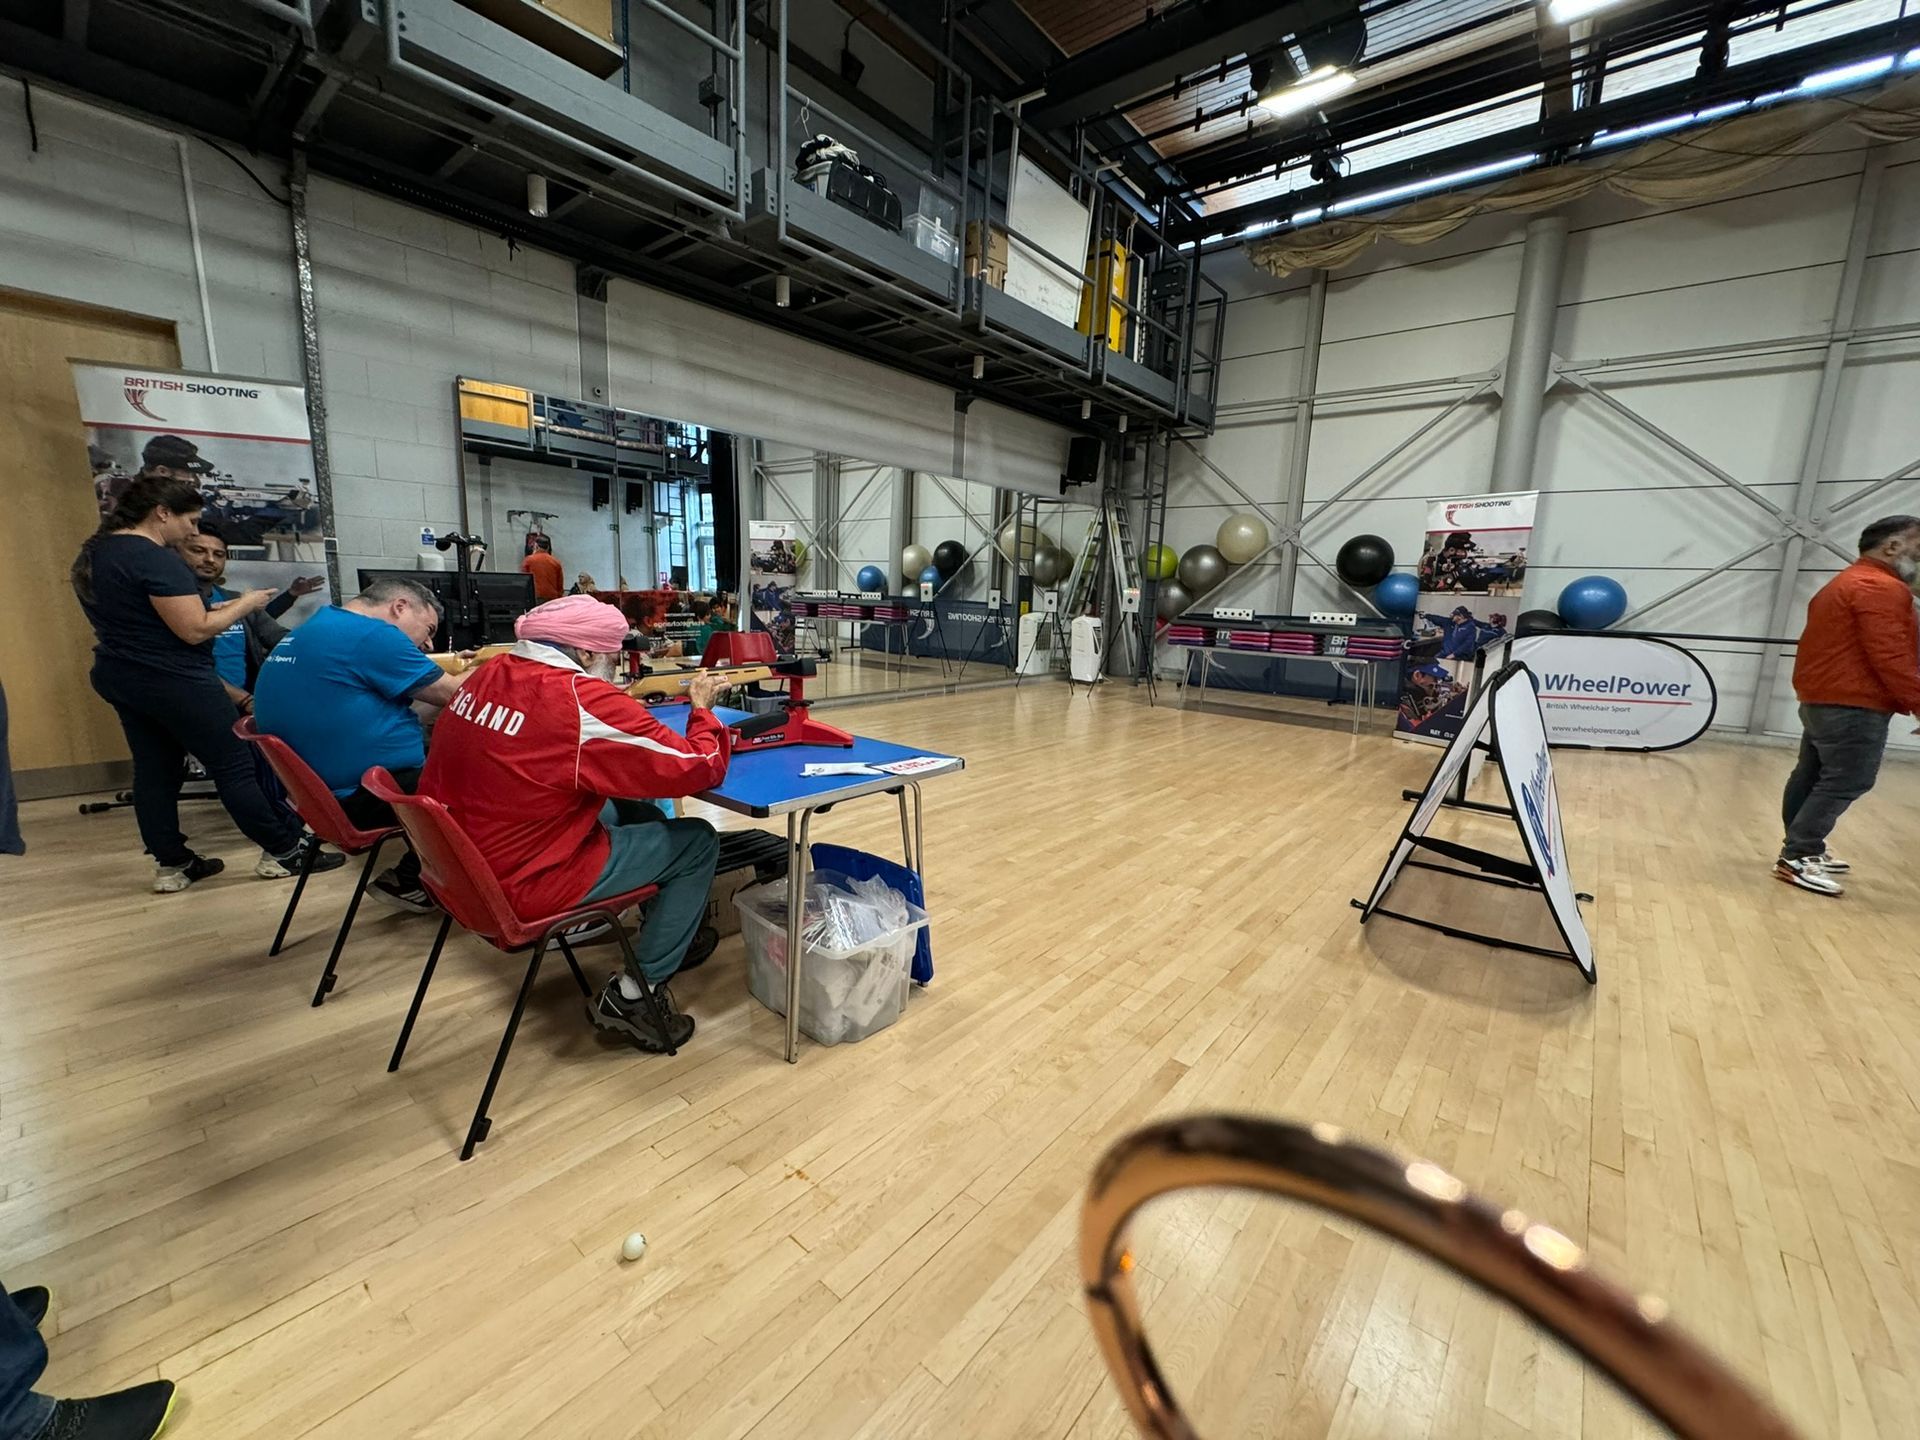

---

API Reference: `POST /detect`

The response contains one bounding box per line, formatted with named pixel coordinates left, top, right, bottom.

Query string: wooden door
left=0, top=289, right=180, bottom=798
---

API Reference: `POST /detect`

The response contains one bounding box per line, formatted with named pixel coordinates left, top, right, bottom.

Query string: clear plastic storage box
left=735, top=871, right=929, bottom=1045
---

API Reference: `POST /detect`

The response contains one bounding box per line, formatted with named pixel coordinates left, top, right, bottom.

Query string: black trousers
left=91, top=662, right=304, bottom=867
left=339, top=766, right=422, bottom=887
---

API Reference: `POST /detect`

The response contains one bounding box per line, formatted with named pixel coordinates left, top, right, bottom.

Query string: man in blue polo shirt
left=254, top=577, right=465, bottom=910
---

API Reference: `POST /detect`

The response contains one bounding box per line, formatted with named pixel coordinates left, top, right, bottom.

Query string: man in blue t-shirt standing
left=180, top=523, right=324, bottom=699
left=254, top=577, right=466, bottom=910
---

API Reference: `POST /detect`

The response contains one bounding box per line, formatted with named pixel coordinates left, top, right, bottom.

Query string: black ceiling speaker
left=1297, top=14, right=1369, bottom=74
left=1066, top=435, right=1103, bottom=487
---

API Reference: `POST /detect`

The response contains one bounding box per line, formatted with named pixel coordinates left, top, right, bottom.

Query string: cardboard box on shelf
left=454, top=0, right=622, bottom=74
left=540, top=0, right=613, bottom=40
left=965, top=221, right=1009, bottom=289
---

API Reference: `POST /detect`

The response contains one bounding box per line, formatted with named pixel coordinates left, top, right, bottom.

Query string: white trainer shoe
left=1815, top=849, right=1850, bottom=873
left=1774, top=855, right=1843, bottom=896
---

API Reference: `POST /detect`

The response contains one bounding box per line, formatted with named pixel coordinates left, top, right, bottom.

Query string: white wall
left=605, top=277, right=1070, bottom=494
left=1188, top=140, right=1920, bottom=738
left=468, top=454, right=643, bottom=588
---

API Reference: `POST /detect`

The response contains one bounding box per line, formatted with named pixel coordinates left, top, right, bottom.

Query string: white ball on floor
left=621, top=1232, right=648, bottom=1262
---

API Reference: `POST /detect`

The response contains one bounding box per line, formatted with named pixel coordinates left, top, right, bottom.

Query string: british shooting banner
left=748, top=520, right=802, bottom=653
left=1361, top=661, right=1594, bottom=983
left=72, top=363, right=323, bottom=553
left=1396, top=491, right=1536, bottom=746
left=1511, top=633, right=1717, bottom=751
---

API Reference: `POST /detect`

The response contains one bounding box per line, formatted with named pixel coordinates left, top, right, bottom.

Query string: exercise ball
left=996, top=518, right=1040, bottom=561
left=1030, top=546, right=1068, bottom=588
left=901, top=543, right=931, bottom=581
left=918, top=565, right=942, bottom=587
left=1517, top=608, right=1568, bottom=635
left=1142, top=542, right=1178, bottom=581
left=1374, top=572, right=1420, bottom=617
left=1216, top=513, right=1270, bottom=565
left=1177, top=544, right=1229, bottom=597
left=933, top=540, right=968, bottom=576
left=855, top=564, right=887, bottom=594
left=1335, top=534, right=1395, bottom=588
left=1558, top=575, right=1628, bottom=629
left=1155, top=580, right=1194, bottom=620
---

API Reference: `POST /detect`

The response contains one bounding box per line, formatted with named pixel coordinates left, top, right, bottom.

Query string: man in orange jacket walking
left=1775, top=514, right=1920, bottom=895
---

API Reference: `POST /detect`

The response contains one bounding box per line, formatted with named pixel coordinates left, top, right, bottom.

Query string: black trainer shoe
left=366, top=868, right=436, bottom=914
left=255, top=836, right=348, bottom=880
left=587, top=976, right=694, bottom=1053
left=13, top=1284, right=49, bottom=1328
left=31, top=1379, right=176, bottom=1439
left=673, top=925, right=721, bottom=974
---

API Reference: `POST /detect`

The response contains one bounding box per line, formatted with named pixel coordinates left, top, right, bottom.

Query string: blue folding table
left=653, top=707, right=965, bottom=1062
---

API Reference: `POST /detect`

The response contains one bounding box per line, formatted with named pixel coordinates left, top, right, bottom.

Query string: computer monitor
left=355, top=568, right=534, bottom=649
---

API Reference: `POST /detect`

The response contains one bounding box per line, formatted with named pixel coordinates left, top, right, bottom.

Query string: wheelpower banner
left=1396, top=490, right=1536, bottom=746
left=1361, top=661, right=1594, bottom=984
left=1512, top=632, right=1717, bottom=750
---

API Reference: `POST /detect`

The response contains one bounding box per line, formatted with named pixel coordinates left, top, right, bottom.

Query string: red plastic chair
left=235, top=718, right=406, bottom=1008
left=361, top=768, right=666, bottom=1161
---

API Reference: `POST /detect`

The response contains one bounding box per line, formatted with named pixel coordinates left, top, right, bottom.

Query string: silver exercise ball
left=996, top=517, right=1040, bottom=561
left=1155, top=580, right=1194, bottom=620
left=1030, top=545, right=1068, bottom=588
left=1215, top=513, right=1269, bottom=565
left=1177, top=544, right=1229, bottom=597
left=901, top=544, right=931, bottom=584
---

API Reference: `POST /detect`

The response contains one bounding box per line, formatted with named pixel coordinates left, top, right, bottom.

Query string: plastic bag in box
left=735, top=871, right=929, bottom=1045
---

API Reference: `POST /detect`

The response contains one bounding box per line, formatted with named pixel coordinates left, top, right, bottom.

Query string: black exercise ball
left=1335, top=534, right=1395, bottom=588
left=1517, top=608, right=1568, bottom=635
left=932, top=540, right=969, bottom=576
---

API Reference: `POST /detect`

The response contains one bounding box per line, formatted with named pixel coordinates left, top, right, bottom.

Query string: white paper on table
left=876, top=756, right=957, bottom=776
left=801, top=762, right=883, bottom=777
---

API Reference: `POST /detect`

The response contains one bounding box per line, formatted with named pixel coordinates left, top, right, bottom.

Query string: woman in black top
left=71, top=475, right=344, bottom=892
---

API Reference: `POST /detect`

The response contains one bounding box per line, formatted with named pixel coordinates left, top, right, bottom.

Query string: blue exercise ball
left=918, top=565, right=942, bottom=587
left=1374, top=572, right=1420, bottom=617
left=856, top=564, right=887, bottom=593
left=1558, top=575, right=1628, bottom=629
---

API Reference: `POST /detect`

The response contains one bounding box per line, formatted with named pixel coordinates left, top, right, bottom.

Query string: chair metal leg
left=311, top=841, right=385, bottom=1007
left=461, top=942, right=546, bottom=1161
left=389, top=912, right=452, bottom=1072
left=268, top=833, right=320, bottom=957
left=612, top=920, right=677, bottom=1057
left=554, top=935, right=592, bottom=997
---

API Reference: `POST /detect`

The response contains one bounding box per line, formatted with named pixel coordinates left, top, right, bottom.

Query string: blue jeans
left=1780, top=703, right=1892, bottom=859
left=583, top=802, right=719, bottom=984
left=0, top=1283, right=53, bottom=1440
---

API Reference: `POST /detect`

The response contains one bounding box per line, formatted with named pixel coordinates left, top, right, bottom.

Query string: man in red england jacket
left=1775, top=514, right=1920, bottom=895
left=420, top=595, right=731, bottom=1051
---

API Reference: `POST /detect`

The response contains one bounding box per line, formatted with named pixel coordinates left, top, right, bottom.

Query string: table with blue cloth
left=653, top=706, right=965, bottom=1062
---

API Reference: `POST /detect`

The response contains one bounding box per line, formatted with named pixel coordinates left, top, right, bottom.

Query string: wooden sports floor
left=4, top=684, right=1916, bottom=1438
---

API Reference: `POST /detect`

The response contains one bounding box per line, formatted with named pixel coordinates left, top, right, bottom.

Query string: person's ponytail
left=70, top=474, right=204, bottom=604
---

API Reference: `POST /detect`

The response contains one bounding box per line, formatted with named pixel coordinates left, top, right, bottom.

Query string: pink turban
left=515, top=594, right=631, bottom=652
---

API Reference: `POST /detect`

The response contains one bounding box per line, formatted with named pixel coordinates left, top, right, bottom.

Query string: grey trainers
left=587, top=976, right=694, bottom=1053
left=152, top=854, right=223, bottom=894
left=1774, top=855, right=1843, bottom=896
left=255, top=837, right=348, bottom=880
